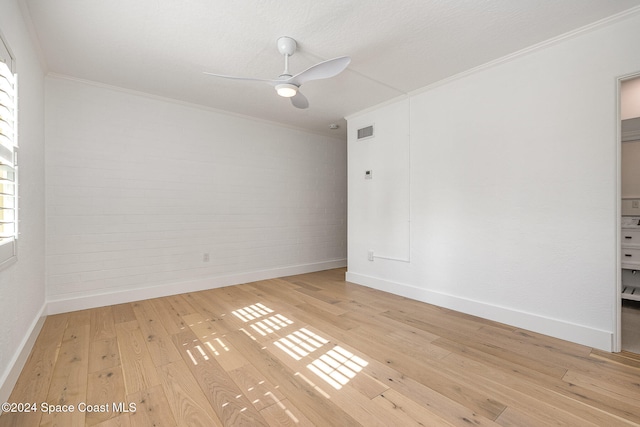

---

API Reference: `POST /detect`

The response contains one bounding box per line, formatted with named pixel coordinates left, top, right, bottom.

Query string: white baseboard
left=346, top=271, right=613, bottom=351
left=0, top=302, right=47, bottom=406
left=47, top=259, right=347, bottom=315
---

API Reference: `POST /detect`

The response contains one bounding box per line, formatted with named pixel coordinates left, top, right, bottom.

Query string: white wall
left=45, top=76, right=346, bottom=311
left=347, top=11, right=640, bottom=351
left=0, top=0, right=46, bottom=402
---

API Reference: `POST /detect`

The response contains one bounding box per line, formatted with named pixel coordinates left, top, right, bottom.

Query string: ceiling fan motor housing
left=277, top=36, right=297, bottom=56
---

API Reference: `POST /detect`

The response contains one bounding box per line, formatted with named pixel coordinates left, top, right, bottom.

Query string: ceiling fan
left=203, top=36, right=351, bottom=109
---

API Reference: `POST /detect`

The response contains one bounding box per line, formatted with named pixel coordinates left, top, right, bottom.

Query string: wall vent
left=357, top=125, right=374, bottom=140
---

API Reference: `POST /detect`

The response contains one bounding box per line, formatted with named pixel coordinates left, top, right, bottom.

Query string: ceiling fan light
left=276, top=83, right=297, bottom=98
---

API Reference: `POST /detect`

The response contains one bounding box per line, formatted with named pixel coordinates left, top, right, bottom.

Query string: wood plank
left=39, top=323, right=90, bottom=427
left=88, top=337, right=121, bottom=373
left=280, top=268, right=346, bottom=286
left=561, top=352, right=640, bottom=390
left=259, top=398, right=315, bottom=427
left=164, top=294, right=198, bottom=315
left=111, top=303, right=136, bottom=324
left=590, top=349, right=640, bottom=369
left=373, top=389, right=458, bottom=427
left=131, top=300, right=182, bottom=366
left=294, top=285, right=347, bottom=306
left=226, top=363, right=286, bottom=412
left=92, top=414, right=132, bottom=427
left=149, top=295, right=195, bottom=335
left=249, top=280, right=324, bottom=311
left=157, top=360, right=223, bottom=426
left=85, top=366, right=126, bottom=426
left=295, top=302, right=358, bottom=331
left=494, top=406, right=549, bottom=427
left=67, top=309, right=92, bottom=327
left=562, top=369, right=640, bottom=409
left=90, top=306, right=116, bottom=341
left=204, top=284, right=267, bottom=315
left=114, top=321, right=161, bottom=395
left=127, top=385, right=176, bottom=427
left=287, top=280, right=322, bottom=292
left=334, top=296, right=388, bottom=317
left=180, top=292, right=237, bottom=334
left=87, top=300, right=118, bottom=376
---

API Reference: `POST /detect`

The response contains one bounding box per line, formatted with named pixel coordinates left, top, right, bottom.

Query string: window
left=0, top=32, right=16, bottom=268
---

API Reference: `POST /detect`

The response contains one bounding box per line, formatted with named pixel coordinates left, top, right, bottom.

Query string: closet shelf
left=622, top=285, right=640, bottom=301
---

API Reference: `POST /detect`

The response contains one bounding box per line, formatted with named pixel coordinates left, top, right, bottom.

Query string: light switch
left=365, top=170, right=373, bottom=180
left=633, top=200, right=639, bottom=209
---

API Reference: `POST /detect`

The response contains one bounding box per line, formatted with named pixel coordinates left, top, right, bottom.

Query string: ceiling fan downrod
left=277, top=36, right=297, bottom=77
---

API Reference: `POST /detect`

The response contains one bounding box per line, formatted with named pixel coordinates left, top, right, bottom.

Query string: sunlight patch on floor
left=232, top=303, right=274, bottom=322
left=307, top=346, right=368, bottom=390
left=250, top=314, right=294, bottom=336
left=274, top=328, right=328, bottom=361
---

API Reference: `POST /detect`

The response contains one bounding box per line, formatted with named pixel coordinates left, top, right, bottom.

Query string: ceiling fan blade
left=203, top=71, right=280, bottom=84
left=291, top=91, right=309, bottom=109
left=289, top=56, right=351, bottom=86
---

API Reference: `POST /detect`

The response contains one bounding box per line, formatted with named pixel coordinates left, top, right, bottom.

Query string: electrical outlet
left=368, top=250, right=374, bottom=261
left=633, top=200, right=639, bottom=209
left=203, top=253, right=210, bottom=262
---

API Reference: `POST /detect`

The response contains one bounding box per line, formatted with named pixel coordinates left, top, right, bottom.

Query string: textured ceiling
left=21, top=0, right=640, bottom=138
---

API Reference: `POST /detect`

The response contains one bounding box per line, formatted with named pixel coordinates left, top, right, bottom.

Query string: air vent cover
left=357, top=125, right=374, bottom=140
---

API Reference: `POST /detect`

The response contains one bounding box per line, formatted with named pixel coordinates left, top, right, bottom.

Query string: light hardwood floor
left=2, top=268, right=640, bottom=426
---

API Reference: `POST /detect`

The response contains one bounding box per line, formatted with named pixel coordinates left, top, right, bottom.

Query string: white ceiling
left=21, top=0, right=640, bottom=138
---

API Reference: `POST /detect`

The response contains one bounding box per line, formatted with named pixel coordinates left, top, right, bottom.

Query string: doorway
left=619, top=74, right=640, bottom=353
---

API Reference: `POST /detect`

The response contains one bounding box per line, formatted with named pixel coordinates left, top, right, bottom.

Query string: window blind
left=0, top=55, right=17, bottom=264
